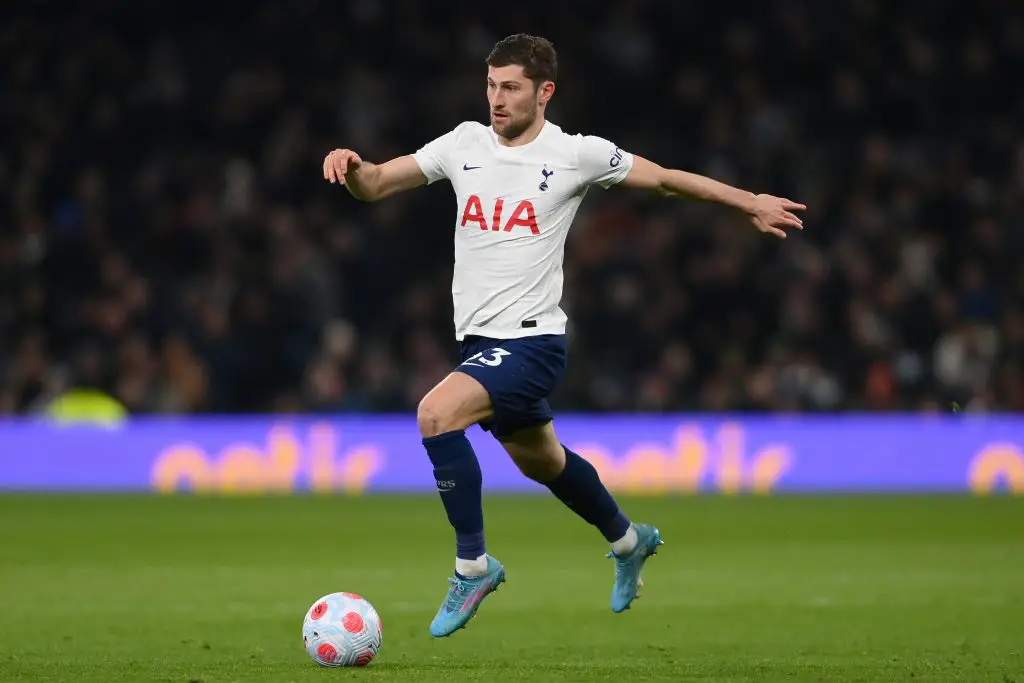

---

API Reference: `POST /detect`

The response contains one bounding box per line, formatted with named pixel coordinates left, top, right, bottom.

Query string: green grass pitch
left=0, top=494, right=1021, bottom=682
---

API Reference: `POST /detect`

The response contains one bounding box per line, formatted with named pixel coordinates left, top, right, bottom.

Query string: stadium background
left=0, top=2, right=1022, bottom=681
left=3, top=0, right=1022, bottom=416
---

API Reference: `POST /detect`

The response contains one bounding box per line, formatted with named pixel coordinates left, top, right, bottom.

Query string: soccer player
left=323, top=34, right=805, bottom=637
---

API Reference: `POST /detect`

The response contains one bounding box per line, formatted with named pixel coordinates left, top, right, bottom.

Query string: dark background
left=2, top=0, right=1021, bottom=415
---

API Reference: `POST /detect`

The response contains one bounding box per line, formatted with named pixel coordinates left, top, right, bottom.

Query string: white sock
left=611, top=525, right=638, bottom=556
left=455, top=554, right=489, bottom=577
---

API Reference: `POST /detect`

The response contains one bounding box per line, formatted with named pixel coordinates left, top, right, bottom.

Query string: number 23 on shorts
left=462, top=348, right=510, bottom=368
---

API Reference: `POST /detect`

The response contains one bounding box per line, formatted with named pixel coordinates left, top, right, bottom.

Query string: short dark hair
left=486, top=34, right=557, bottom=88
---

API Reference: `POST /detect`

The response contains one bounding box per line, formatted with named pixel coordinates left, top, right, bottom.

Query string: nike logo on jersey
left=463, top=164, right=481, bottom=171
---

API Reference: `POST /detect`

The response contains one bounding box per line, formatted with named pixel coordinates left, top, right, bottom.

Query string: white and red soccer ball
left=302, top=592, right=383, bottom=667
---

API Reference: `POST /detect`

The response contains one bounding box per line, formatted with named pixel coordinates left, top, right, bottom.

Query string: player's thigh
left=417, top=370, right=494, bottom=437
left=499, top=420, right=567, bottom=482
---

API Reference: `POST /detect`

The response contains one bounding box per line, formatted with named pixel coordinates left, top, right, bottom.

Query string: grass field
left=0, top=494, right=1021, bottom=682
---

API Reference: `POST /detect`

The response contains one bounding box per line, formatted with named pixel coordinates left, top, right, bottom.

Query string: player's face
left=487, top=65, right=551, bottom=139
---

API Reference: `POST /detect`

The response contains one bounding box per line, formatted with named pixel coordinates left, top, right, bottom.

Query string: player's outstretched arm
left=323, top=150, right=427, bottom=202
left=620, top=155, right=806, bottom=239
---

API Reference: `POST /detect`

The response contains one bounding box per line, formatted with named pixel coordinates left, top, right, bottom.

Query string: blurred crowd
left=2, top=0, right=1023, bottom=415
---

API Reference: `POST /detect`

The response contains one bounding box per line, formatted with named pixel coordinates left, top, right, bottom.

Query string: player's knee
left=417, top=397, right=466, bottom=438
left=416, top=398, right=445, bottom=438
left=418, top=374, right=493, bottom=438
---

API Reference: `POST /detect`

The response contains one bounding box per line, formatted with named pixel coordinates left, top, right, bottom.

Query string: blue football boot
left=609, top=523, right=663, bottom=613
left=429, top=555, right=506, bottom=637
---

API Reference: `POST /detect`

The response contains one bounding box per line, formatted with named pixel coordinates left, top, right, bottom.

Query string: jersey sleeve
left=412, top=128, right=460, bottom=185
left=577, top=135, right=634, bottom=189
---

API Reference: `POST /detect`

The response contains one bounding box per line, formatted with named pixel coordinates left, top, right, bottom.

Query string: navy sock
left=546, top=447, right=631, bottom=542
left=423, top=430, right=485, bottom=560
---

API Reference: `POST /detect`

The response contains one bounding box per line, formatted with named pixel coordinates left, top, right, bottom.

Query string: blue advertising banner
left=0, top=415, right=1021, bottom=494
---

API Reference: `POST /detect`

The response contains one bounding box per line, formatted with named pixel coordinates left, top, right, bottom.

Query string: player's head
left=485, top=34, right=557, bottom=139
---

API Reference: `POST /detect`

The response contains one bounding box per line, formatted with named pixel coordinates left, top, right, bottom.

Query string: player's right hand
left=323, top=149, right=363, bottom=185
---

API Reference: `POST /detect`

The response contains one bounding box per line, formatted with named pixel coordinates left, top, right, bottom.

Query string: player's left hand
left=748, top=194, right=806, bottom=239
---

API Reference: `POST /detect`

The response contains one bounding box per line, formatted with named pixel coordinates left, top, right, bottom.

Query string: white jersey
left=412, top=120, right=634, bottom=341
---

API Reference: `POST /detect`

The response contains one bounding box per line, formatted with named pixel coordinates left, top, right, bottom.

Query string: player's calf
left=501, top=421, right=566, bottom=481
left=501, top=424, right=636, bottom=552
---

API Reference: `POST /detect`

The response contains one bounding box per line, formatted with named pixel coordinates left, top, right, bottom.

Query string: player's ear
left=538, top=80, right=555, bottom=105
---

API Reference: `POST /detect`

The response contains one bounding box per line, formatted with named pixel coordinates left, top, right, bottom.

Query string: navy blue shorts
left=456, top=334, right=568, bottom=441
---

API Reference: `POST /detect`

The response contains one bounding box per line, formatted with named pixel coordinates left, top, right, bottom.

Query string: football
left=302, top=592, right=383, bottom=667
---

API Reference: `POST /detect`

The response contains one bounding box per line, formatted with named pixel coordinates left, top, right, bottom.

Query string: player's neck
left=497, top=117, right=546, bottom=148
